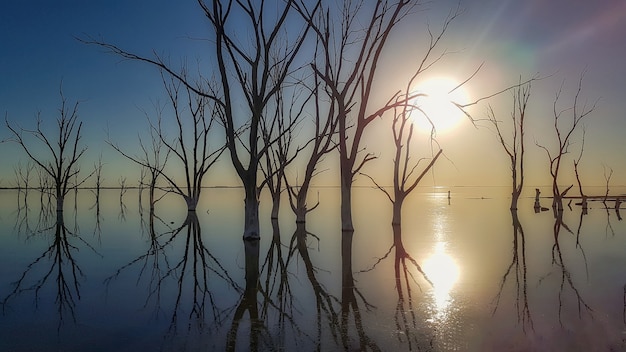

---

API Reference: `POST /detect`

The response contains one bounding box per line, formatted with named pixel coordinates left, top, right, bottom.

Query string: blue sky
left=1, top=0, right=625, bottom=188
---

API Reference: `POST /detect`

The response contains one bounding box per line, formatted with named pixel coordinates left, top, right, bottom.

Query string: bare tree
left=91, top=154, right=104, bottom=205
left=13, top=161, right=35, bottom=207
left=487, top=80, right=531, bottom=210
left=118, top=176, right=128, bottom=205
left=285, top=45, right=339, bottom=224
left=5, top=86, right=89, bottom=213
left=536, top=72, right=597, bottom=211
left=602, top=165, right=613, bottom=206
left=573, top=129, right=587, bottom=205
left=304, top=0, right=461, bottom=231
left=361, top=54, right=450, bottom=225
left=108, top=73, right=220, bottom=212
left=259, top=72, right=313, bottom=220
left=82, top=0, right=320, bottom=239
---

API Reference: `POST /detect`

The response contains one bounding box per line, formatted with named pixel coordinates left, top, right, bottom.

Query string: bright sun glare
left=423, top=242, right=460, bottom=314
left=411, top=77, right=469, bottom=135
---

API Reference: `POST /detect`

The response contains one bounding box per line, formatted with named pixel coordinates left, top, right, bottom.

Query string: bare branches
left=536, top=71, right=597, bottom=209
left=487, top=79, right=531, bottom=209
left=108, top=72, right=225, bottom=211
left=5, top=85, right=89, bottom=211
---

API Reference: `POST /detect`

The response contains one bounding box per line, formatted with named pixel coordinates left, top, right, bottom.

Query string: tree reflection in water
left=104, top=210, right=241, bottom=346
left=1, top=211, right=98, bottom=330
left=548, top=207, right=592, bottom=323
left=226, top=237, right=262, bottom=351
left=340, top=230, right=380, bottom=351
left=289, top=222, right=340, bottom=349
left=360, top=224, right=433, bottom=350
left=492, top=210, right=533, bottom=332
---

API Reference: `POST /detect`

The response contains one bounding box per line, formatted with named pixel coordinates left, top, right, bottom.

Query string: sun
left=410, top=77, right=470, bottom=135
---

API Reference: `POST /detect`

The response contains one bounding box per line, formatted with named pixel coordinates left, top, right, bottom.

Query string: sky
left=1, top=0, right=625, bottom=191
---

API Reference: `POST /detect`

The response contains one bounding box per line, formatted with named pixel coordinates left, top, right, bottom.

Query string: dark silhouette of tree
left=573, top=129, right=587, bottom=208
left=259, top=79, right=313, bottom=220
left=302, top=1, right=461, bottom=232
left=487, top=81, right=531, bottom=210
left=90, top=154, right=104, bottom=206
left=108, top=73, right=222, bottom=212
left=284, top=41, right=339, bottom=224
left=13, top=161, right=35, bottom=208
left=536, top=72, right=597, bottom=211
left=5, top=87, right=91, bottom=213
left=81, top=0, right=321, bottom=239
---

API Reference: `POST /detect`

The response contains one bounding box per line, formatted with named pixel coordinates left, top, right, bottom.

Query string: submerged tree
left=302, top=0, right=462, bottom=231
left=5, top=86, right=90, bottom=213
left=487, top=80, right=531, bottom=210
left=284, top=52, right=339, bottom=224
left=109, top=73, right=221, bottom=212
left=82, top=0, right=320, bottom=239
left=259, top=73, right=314, bottom=220
left=536, top=72, right=597, bottom=211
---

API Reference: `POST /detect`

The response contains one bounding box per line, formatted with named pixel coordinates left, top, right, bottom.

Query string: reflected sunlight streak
left=423, top=242, right=460, bottom=320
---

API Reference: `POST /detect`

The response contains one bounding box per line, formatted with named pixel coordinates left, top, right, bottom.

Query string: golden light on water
left=423, top=242, right=460, bottom=318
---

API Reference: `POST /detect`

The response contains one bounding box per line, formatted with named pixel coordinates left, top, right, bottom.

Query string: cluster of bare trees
left=488, top=71, right=598, bottom=213
left=3, top=0, right=607, bottom=242
left=72, top=0, right=491, bottom=243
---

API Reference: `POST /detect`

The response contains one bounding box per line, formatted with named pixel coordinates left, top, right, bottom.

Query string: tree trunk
left=510, top=191, right=520, bottom=210
left=392, top=199, right=403, bottom=226
left=294, top=179, right=311, bottom=223
left=56, top=185, right=64, bottom=212
left=295, top=202, right=306, bottom=224
left=243, top=185, right=260, bottom=240
left=341, top=229, right=354, bottom=293
left=270, top=192, right=280, bottom=220
left=340, top=172, right=354, bottom=232
left=185, top=196, right=198, bottom=212
left=149, top=183, right=155, bottom=211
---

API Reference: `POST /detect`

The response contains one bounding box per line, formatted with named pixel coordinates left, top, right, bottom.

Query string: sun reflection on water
left=423, top=242, right=460, bottom=321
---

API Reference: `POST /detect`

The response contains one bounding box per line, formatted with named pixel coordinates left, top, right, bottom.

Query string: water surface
left=1, top=187, right=625, bottom=351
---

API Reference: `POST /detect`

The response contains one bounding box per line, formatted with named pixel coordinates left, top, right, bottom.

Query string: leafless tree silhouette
left=108, top=73, right=222, bottom=212
left=81, top=0, right=320, bottom=239
left=300, top=1, right=462, bottom=232
left=5, top=86, right=91, bottom=213
left=13, top=161, right=35, bottom=208
left=259, top=77, right=313, bottom=220
left=487, top=81, right=531, bottom=210
left=536, top=71, right=597, bottom=211
left=90, top=154, right=104, bottom=206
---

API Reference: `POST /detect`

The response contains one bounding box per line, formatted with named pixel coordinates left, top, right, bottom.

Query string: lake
left=1, top=186, right=625, bottom=351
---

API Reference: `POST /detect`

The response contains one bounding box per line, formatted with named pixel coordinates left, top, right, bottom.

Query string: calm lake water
left=1, top=186, right=626, bottom=351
